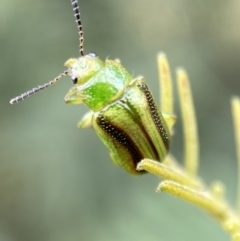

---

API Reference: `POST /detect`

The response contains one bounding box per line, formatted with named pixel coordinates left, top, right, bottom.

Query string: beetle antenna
left=9, top=70, right=69, bottom=104
left=71, top=0, right=84, bottom=56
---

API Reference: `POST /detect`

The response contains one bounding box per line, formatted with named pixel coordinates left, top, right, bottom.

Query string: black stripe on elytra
left=96, top=114, right=146, bottom=171
left=123, top=99, right=160, bottom=161
left=137, top=82, right=170, bottom=151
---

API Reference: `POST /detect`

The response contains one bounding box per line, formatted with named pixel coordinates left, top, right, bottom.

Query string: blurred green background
left=1, top=0, right=240, bottom=240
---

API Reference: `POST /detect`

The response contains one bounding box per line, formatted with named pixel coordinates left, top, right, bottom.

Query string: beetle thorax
left=64, top=57, right=133, bottom=111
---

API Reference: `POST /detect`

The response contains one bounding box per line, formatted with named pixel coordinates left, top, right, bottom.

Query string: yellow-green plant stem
left=137, top=158, right=240, bottom=239
left=231, top=97, right=240, bottom=214
left=157, top=180, right=240, bottom=237
left=137, top=159, right=203, bottom=189
left=138, top=54, right=240, bottom=240
left=157, top=53, right=173, bottom=114
left=177, top=69, right=199, bottom=176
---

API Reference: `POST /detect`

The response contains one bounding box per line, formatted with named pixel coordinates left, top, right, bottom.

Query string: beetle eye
left=88, top=52, right=98, bottom=57
left=71, top=77, right=78, bottom=84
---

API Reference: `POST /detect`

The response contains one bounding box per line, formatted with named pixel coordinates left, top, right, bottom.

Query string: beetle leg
left=78, top=111, right=94, bottom=128
left=65, top=86, right=83, bottom=104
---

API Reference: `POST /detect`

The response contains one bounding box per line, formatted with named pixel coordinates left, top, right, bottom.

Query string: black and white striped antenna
left=9, top=71, right=69, bottom=104
left=71, top=0, right=85, bottom=56
left=9, top=0, right=85, bottom=104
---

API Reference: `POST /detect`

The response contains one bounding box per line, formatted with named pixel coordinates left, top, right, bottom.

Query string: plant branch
left=157, top=53, right=173, bottom=114
left=231, top=97, right=240, bottom=215
left=137, top=54, right=240, bottom=240
left=177, top=69, right=199, bottom=176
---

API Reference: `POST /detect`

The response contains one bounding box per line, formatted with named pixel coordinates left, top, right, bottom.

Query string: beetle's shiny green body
left=10, top=0, right=172, bottom=175
left=65, top=56, right=170, bottom=174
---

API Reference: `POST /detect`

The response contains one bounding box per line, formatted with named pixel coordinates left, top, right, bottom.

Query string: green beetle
left=10, top=0, right=173, bottom=174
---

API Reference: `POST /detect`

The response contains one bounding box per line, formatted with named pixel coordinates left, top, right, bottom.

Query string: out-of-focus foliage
left=1, top=1, right=240, bottom=241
